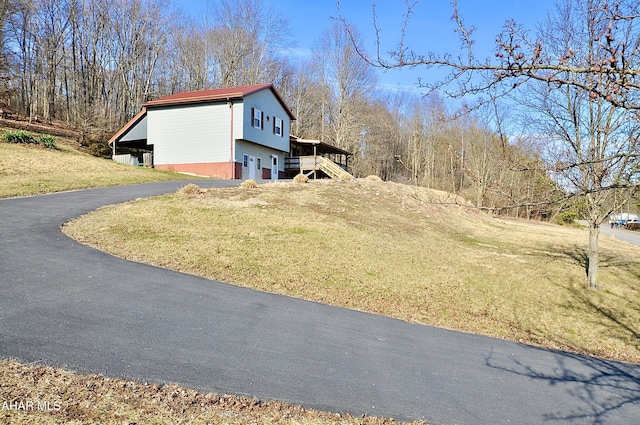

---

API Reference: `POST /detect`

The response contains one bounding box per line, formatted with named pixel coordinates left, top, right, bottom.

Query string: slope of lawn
left=63, top=179, right=640, bottom=364
left=0, top=138, right=196, bottom=198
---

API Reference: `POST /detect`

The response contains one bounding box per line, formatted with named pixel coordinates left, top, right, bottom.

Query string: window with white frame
left=243, top=154, right=248, bottom=167
left=251, top=108, right=263, bottom=129
left=273, top=117, right=283, bottom=137
left=257, top=157, right=262, bottom=169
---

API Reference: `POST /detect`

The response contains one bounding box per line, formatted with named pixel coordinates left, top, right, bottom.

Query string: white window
left=252, top=108, right=263, bottom=129
left=243, top=154, right=248, bottom=167
left=257, top=157, right=262, bottom=170
left=273, top=117, right=283, bottom=136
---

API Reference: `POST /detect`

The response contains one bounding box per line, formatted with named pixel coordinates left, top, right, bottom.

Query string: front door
left=248, top=155, right=256, bottom=179
left=271, top=155, right=278, bottom=181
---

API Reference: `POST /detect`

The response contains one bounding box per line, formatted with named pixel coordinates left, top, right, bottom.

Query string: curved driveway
left=1, top=181, right=639, bottom=424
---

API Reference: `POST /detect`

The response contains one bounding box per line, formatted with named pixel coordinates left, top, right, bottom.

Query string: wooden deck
left=285, top=156, right=353, bottom=180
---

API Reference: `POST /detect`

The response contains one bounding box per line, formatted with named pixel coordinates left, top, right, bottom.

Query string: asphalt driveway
left=1, top=181, right=639, bottom=424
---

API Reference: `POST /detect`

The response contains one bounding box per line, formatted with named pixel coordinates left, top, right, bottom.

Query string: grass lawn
left=63, top=180, right=640, bottom=364
left=0, top=140, right=196, bottom=198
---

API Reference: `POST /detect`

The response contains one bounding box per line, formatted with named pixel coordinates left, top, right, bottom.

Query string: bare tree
left=312, top=23, right=376, bottom=153
left=207, top=0, right=291, bottom=87
left=37, top=0, right=70, bottom=121
left=0, top=0, right=17, bottom=102
left=342, top=0, right=640, bottom=288
left=462, top=120, right=499, bottom=208
left=110, top=0, right=170, bottom=120
left=171, top=22, right=213, bottom=91
left=6, top=0, right=38, bottom=119
left=351, top=96, right=401, bottom=179
left=281, top=67, right=325, bottom=138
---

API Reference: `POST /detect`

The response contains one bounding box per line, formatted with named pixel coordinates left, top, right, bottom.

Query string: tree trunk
left=587, top=222, right=599, bottom=289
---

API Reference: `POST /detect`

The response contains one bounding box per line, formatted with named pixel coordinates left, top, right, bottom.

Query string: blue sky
left=177, top=0, right=557, bottom=93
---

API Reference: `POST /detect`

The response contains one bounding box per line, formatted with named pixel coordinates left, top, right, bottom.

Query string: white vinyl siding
left=236, top=139, right=285, bottom=177
left=149, top=103, right=234, bottom=165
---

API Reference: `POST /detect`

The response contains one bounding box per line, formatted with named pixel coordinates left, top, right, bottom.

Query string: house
left=109, top=83, right=295, bottom=179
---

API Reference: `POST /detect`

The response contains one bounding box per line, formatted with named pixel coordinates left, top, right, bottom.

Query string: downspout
left=227, top=98, right=234, bottom=179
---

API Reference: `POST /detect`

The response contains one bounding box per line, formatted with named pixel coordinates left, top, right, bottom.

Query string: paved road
left=1, top=181, right=639, bottom=424
left=600, top=225, right=640, bottom=247
left=576, top=220, right=640, bottom=247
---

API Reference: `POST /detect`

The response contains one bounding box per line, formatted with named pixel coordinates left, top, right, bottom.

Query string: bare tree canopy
left=311, top=23, right=377, bottom=152
left=207, top=0, right=292, bottom=87
left=340, top=0, right=640, bottom=288
left=352, top=0, right=640, bottom=110
left=0, top=0, right=296, bottom=129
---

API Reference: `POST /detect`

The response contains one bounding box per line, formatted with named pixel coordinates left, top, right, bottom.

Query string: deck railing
left=285, top=156, right=353, bottom=180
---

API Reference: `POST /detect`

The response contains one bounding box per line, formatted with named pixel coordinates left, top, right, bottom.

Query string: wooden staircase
left=286, top=156, right=354, bottom=180
left=316, top=156, right=354, bottom=180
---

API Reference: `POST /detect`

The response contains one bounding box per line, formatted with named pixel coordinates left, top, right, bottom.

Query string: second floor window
left=252, top=108, right=263, bottom=129
left=273, top=117, right=283, bottom=136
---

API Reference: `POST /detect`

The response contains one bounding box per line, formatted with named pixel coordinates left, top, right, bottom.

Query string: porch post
left=313, top=144, right=317, bottom=180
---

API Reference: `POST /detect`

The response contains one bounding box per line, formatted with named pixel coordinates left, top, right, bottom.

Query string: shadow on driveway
left=486, top=345, right=640, bottom=424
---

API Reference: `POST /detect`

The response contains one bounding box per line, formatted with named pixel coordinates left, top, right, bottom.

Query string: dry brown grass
left=0, top=141, right=195, bottom=198
left=178, top=183, right=203, bottom=195
left=293, top=173, right=309, bottom=184
left=0, top=359, right=414, bottom=425
left=240, top=179, right=258, bottom=189
left=63, top=180, right=640, bottom=364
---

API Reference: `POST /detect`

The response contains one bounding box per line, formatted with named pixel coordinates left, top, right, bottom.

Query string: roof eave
left=108, top=107, right=147, bottom=146
left=264, top=84, right=296, bottom=121
left=142, top=92, right=245, bottom=108
left=140, top=83, right=296, bottom=121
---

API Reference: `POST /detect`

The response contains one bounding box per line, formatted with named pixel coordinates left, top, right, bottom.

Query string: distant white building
left=609, top=212, right=639, bottom=224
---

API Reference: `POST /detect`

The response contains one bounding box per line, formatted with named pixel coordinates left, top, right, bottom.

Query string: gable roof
left=143, top=83, right=295, bottom=120
left=108, top=107, right=147, bottom=147
left=109, top=84, right=296, bottom=147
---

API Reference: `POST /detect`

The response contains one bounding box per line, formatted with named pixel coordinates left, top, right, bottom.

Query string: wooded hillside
left=1, top=0, right=634, bottom=221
